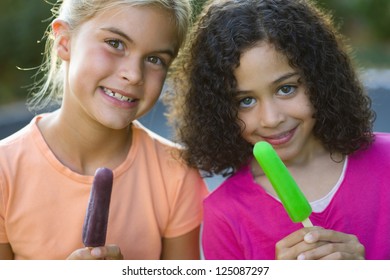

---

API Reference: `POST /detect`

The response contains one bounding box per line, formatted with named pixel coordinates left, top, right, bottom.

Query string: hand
left=66, top=244, right=123, bottom=260
left=275, top=227, right=365, bottom=260
left=297, top=228, right=365, bottom=260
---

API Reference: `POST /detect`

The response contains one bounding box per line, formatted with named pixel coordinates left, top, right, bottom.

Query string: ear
left=52, top=19, right=71, bottom=61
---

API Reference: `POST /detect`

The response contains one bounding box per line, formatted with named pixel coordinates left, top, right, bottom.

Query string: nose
left=120, top=57, right=144, bottom=86
left=259, top=99, right=285, bottom=128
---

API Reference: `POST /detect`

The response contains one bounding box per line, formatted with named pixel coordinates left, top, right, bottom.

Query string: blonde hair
left=27, top=0, right=192, bottom=112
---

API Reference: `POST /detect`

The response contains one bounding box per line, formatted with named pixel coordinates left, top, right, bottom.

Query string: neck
left=37, top=110, right=133, bottom=175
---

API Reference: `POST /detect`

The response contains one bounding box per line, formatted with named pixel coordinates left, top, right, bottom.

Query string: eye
left=277, top=85, right=296, bottom=96
left=146, top=56, right=165, bottom=66
left=238, top=97, right=256, bottom=108
left=105, top=39, right=124, bottom=50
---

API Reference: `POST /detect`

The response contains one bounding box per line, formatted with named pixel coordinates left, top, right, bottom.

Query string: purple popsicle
left=82, top=167, right=113, bottom=247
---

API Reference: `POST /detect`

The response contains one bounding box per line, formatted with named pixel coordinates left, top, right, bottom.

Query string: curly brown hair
left=165, top=0, right=375, bottom=177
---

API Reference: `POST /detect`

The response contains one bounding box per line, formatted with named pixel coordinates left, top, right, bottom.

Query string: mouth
left=262, top=127, right=297, bottom=145
left=102, top=87, right=136, bottom=103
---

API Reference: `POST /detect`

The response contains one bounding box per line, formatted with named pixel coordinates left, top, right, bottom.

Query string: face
left=55, top=5, right=178, bottom=130
left=234, top=42, right=321, bottom=163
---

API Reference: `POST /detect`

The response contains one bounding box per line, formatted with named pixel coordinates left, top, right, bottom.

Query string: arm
left=0, top=243, right=14, bottom=259
left=276, top=227, right=365, bottom=260
left=161, top=226, right=200, bottom=260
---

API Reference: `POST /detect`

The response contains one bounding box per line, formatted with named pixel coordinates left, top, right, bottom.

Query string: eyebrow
left=235, top=72, right=301, bottom=95
left=100, top=27, right=176, bottom=57
left=272, top=72, right=300, bottom=85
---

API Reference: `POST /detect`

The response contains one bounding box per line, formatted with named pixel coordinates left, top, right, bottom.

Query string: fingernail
left=304, top=233, right=315, bottom=243
left=91, top=248, right=101, bottom=257
left=297, top=254, right=305, bottom=260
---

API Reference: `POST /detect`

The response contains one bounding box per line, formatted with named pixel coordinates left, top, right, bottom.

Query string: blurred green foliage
left=317, top=0, right=390, bottom=68
left=319, top=0, right=390, bottom=40
left=0, top=0, right=51, bottom=104
left=0, top=0, right=389, bottom=106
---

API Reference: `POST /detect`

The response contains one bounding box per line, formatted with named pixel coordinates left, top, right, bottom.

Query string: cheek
left=135, top=70, right=167, bottom=116
left=302, top=106, right=316, bottom=130
left=237, top=112, right=257, bottom=142
left=69, top=50, right=115, bottom=90
left=145, top=70, right=167, bottom=96
left=297, top=100, right=315, bottom=121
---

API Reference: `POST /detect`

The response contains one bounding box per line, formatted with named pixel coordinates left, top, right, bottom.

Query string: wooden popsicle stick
left=301, top=217, right=313, bottom=227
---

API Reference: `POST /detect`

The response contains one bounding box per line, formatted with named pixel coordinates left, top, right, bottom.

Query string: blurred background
left=1, top=0, right=389, bottom=104
left=0, top=0, right=389, bottom=189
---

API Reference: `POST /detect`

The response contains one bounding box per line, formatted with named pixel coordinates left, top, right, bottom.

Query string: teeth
left=103, top=87, right=134, bottom=102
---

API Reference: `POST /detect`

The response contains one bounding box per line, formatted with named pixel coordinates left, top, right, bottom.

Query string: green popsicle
left=253, top=141, right=313, bottom=227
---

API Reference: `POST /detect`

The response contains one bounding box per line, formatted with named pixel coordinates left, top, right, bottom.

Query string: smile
left=262, top=127, right=297, bottom=145
left=102, top=87, right=135, bottom=103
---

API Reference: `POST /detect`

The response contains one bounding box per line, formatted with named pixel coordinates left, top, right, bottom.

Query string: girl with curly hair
left=0, top=0, right=208, bottom=260
left=166, top=0, right=390, bottom=259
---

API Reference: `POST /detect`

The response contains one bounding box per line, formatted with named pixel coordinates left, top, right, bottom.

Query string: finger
left=319, top=251, right=365, bottom=260
left=298, top=242, right=365, bottom=260
left=91, top=245, right=123, bottom=260
left=278, top=240, right=329, bottom=259
left=277, top=227, right=320, bottom=248
left=304, top=229, right=361, bottom=244
left=66, top=248, right=96, bottom=260
left=276, top=227, right=326, bottom=259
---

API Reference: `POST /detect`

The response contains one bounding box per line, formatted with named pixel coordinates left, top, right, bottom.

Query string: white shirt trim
left=310, top=156, right=348, bottom=213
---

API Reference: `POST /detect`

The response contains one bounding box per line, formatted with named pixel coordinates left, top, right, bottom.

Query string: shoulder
left=0, top=116, right=44, bottom=193
left=132, top=120, right=181, bottom=151
left=0, top=114, right=62, bottom=181
left=204, top=165, right=253, bottom=209
left=349, top=132, right=390, bottom=170
left=372, top=132, right=390, bottom=147
left=0, top=116, right=38, bottom=151
left=131, top=120, right=201, bottom=179
left=359, top=132, right=390, bottom=158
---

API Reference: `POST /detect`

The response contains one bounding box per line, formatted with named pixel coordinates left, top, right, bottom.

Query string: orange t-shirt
left=0, top=115, right=208, bottom=259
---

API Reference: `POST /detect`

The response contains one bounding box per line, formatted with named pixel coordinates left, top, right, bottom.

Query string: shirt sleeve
left=163, top=167, right=209, bottom=238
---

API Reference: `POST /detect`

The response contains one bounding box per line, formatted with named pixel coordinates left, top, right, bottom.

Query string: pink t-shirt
left=202, top=133, right=390, bottom=260
left=0, top=115, right=208, bottom=259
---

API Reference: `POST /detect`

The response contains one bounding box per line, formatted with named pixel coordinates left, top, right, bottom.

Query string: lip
left=100, top=86, right=139, bottom=108
left=262, top=127, right=297, bottom=146
left=101, top=86, right=138, bottom=101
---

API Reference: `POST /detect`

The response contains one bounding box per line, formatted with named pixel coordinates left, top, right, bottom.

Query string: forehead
left=78, top=5, right=179, bottom=53
left=234, top=43, right=293, bottom=89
